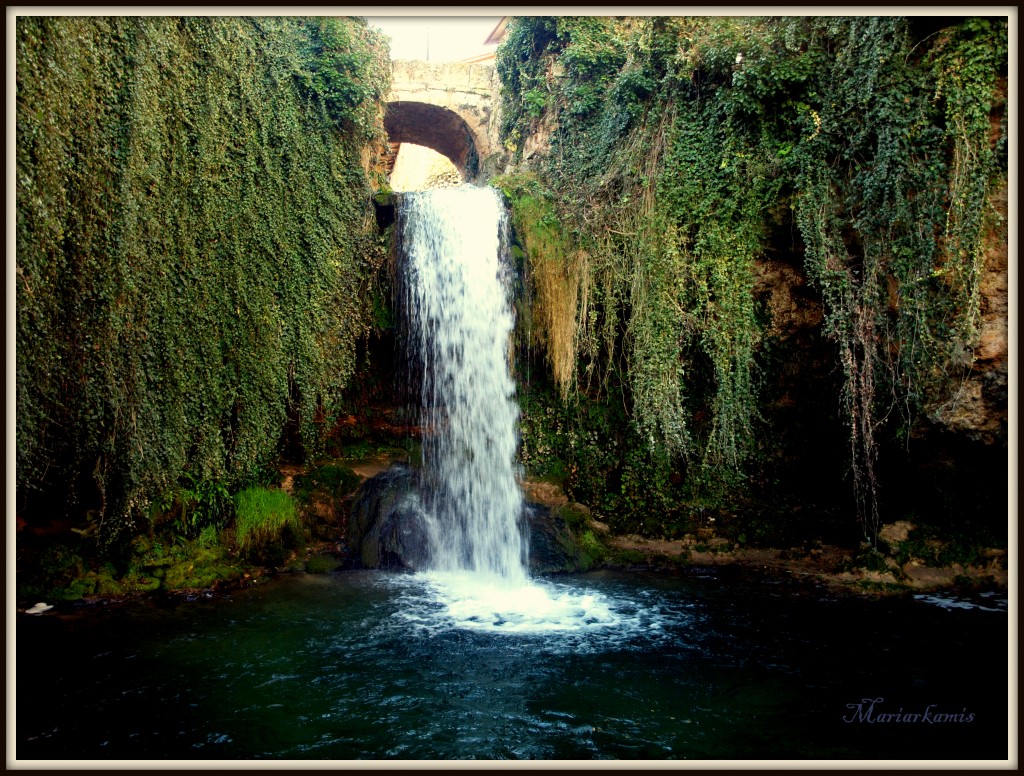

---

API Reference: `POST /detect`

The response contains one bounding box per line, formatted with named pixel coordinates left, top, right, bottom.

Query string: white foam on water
left=913, top=592, right=1007, bottom=613
left=381, top=571, right=678, bottom=652
left=422, top=570, right=623, bottom=634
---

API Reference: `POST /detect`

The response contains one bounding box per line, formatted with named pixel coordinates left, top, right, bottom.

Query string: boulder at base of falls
left=347, top=464, right=587, bottom=574
left=522, top=503, right=591, bottom=575
left=347, top=464, right=431, bottom=571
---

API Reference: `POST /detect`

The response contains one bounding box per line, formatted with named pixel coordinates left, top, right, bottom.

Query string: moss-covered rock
left=163, top=562, right=242, bottom=591
left=305, top=555, right=342, bottom=574
left=162, top=546, right=243, bottom=590
left=53, top=577, right=96, bottom=601
left=524, top=503, right=597, bottom=574
left=348, top=464, right=431, bottom=570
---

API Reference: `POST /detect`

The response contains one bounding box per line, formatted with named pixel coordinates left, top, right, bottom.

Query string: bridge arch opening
left=390, top=143, right=461, bottom=191
left=384, top=101, right=481, bottom=180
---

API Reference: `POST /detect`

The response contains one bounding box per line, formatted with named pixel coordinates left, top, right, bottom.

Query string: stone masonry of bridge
left=385, top=59, right=506, bottom=181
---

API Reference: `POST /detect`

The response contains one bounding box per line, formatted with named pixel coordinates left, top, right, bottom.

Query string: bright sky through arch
left=365, top=16, right=502, bottom=62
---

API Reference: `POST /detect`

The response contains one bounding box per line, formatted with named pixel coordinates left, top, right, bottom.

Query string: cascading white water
left=399, top=185, right=528, bottom=587
left=396, top=184, right=641, bottom=635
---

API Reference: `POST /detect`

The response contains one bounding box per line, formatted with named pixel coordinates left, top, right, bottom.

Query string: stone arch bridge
left=384, top=59, right=503, bottom=181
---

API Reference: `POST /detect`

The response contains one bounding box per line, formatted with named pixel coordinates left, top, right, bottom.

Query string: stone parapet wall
left=386, top=59, right=508, bottom=181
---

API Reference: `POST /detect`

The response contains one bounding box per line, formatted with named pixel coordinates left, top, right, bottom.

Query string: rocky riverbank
left=520, top=480, right=1008, bottom=595
left=16, top=456, right=1008, bottom=615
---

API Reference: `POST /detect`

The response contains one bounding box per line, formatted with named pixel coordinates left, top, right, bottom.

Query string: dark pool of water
left=16, top=567, right=1009, bottom=761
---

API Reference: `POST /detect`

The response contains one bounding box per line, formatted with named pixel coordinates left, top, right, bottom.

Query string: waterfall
left=390, top=185, right=631, bottom=633
left=398, top=185, right=528, bottom=587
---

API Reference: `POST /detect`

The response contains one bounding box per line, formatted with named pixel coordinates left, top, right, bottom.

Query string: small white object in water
left=25, top=602, right=53, bottom=615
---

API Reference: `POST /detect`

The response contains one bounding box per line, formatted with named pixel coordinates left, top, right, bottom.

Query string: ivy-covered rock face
left=15, top=17, right=392, bottom=545
left=14, top=13, right=1008, bottom=574
left=495, top=16, right=1007, bottom=544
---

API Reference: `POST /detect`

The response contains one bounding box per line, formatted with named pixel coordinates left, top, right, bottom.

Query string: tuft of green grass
left=234, top=487, right=301, bottom=556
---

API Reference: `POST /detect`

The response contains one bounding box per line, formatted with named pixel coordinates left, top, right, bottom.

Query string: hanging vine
left=495, top=15, right=1007, bottom=540
left=16, top=16, right=391, bottom=544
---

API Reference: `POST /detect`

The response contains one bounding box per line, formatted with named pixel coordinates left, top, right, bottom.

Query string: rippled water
left=16, top=568, right=1008, bottom=761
